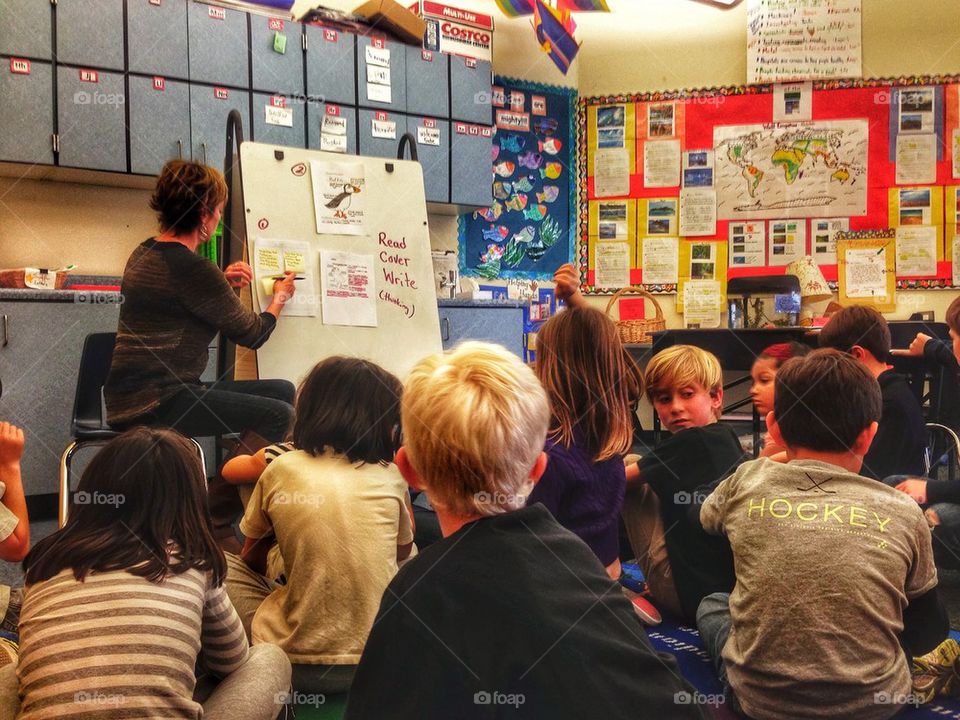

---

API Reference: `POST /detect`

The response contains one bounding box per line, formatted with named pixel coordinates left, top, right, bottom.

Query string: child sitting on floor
left=346, top=341, right=707, bottom=720
left=225, top=356, right=413, bottom=695
left=2, top=427, right=291, bottom=720
left=621, top=345, right=745, bottom=623
left=698, top=349, right=947, bottom=719
left=749, top=342, right=810, bottom=459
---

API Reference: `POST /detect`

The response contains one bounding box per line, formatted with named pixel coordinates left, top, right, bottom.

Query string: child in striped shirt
left=0, top=427, right=291, bottom=720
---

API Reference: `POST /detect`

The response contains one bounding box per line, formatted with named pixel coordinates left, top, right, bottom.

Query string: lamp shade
left=785, top=256, right=832, bottom=302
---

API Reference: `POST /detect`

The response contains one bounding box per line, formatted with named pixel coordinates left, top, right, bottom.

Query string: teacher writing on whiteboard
left=104, top=160, right=297, bottom=444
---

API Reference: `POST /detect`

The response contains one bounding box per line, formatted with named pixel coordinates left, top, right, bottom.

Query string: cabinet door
left=307, top=101, right=357, bottom=156
left=55, top=0, right=124, bottom=71
left=57, top=67, right=126, bottom=172
left=188, top=2, right=249, bottom=88
left=358, top=109, right=407, bottom=160
left=356, top=36, right=406, bottom=113
left=0, top=0, right=52, bottom=60
left=439, top=306, right=524, bottom=357
left=251, top=16, right=303, bottom=94
left=252, top=93, right=305, bottom=149
left=129, top=75, right=191, bottom=176
left=405, top=47, right=448, bottom=119
left=450, top=122, right=493, bottom=207
left=190, top=85, right=250, bottom=170
left=304, top=26, right=355, bottom=106
left=0, top=60, right=53, bottom=165
left=411, top=117, right=449, bottom=204
left=127, top=0, right=189, bottom=80
left=0, top=300, right=121, bottom=497
left=450, top=55, right=491, bottom=123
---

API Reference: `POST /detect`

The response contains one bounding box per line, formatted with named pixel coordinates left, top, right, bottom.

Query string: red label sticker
left=79, top=69, right=99, bottom=83
left=208, top=6, right=225, bottom=20
left=509, top=92, right=525, bottom=112
left=268, top=18, right=284, bottom=31
left=152, top=76, right=165, bottom=91
left=271, top=96, right=285, bottom=108
left=325, top=104, right=341, bottom=116
left=532, top=95, right=546, bottom=116
left=375, top=111, right=389, bottom=121
left=149, top=0, right=162, bottom=6
left=480, top=125, right=493, bottom=138
left=492, top=86, right=505, bottom=107
left=372, top=37, right=385, bottom=49
left=214, top=87, right=229, bottom=100
left=9, top=58, right=30, bottom=75
left=421, top=50, right=433, bottom=62
left=324, top=28, right=338, bottom=42
left=468, top=124, right=479, bottom=136
left=423, top=118, right=437, bottom=128
left=455, top=122, right=468, bottom=134
left=466, top=58, right=477, bottom=69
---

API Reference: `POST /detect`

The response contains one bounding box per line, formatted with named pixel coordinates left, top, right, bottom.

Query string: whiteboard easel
left=240, top=141, right=442, bottom=383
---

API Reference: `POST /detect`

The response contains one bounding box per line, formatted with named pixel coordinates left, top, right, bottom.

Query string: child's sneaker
left=629, top=595, right=662, bottom=626
left=912, top=638, right=960, bottom=702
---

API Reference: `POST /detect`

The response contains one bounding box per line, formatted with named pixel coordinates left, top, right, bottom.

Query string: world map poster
left=713, top=120, right=869, bottom=220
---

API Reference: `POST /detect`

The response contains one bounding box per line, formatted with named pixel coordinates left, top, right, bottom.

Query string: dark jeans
left=696, top=592, right=746, bottom=716
left=151, top=379, right=295, bottom=443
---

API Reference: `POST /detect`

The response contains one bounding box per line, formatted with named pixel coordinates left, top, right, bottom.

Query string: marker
left=271, top=274, right=306, bottom=280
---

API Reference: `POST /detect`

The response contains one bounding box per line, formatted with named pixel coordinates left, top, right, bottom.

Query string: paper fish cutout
left=539, top=138, right=562, bottom=155
left=492, top=144, right=500, bottom=162
left=480, top=243, right=505, bottom=263
left=540, top=162, right=562, bottom=179
left=494, top=161, right=516, bottom=177
left=499, top=134, right=526, bottom=153
left=512, top=225, right=536, bottom=244
left=514, top=176, right=535, bottom=192
left=493, top=182, right=511, bottom=200
left=505, top=193, right=529, bottom=211
left=534, top=117, right=559, bottom=135
left=518, top=151, right=544, bottom=169
left=523, top=204, right=548, bottom=221
left=482, top=224, right=510, bottom=242
left=536, top=185, right=560, bottom=203
left=473, top=202, right=503, bottom=222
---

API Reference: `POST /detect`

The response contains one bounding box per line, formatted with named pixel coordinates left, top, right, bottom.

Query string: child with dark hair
left=0, top=427, right=291, bottom=720
left=697, top=349, right=947, bottom=719
left=224, top=356, right=413, bottom=695
left=750, top=341, right=811, bottom=458
left=819, top=305, right=926, bottom=479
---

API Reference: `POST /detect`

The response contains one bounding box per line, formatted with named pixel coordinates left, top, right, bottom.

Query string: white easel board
left=240, top=141, right=442, bottom=383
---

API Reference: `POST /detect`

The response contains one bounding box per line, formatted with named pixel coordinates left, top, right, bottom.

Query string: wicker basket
left=0, top=268, right=70, bottom=289
left=604, top=286, right=666, bottom=344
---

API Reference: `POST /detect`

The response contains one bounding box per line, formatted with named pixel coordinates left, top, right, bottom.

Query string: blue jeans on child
left=696, top=592, right=746, bottom=716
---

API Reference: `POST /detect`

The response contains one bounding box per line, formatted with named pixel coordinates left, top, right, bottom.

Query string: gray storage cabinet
left=0, top=298, right=121, bottom=497
left=307, top=101, right=357, bottom=156
left=188, top=2, right=249, bottom=88
left=251, top=15, right=303, bottom=94
left=304, top=26, right=355, bottom=106
left=438, top=305, right=524, bottom=358
left=190, top=85, right=251, bottom=170
left=405, top=46, right=448, bottom=119
left=450, top=55, right=491, bottom=124
left=0, top=59, right=53, bottom=165
left=411, top=117, right=449, bottom=203
left=55, top=0, right=124, bottom=71
left=450, top=121, right=493, bottom=207
left=252, top=93, right=305, bottom=149
left=358, top=109, right=407, bottom=160
left=356, top=36, right=406, bottom=113
left=57, top=66, right=126, bottom=172
left=128, top=75, right=191, bottom=175
left=0, top=0, right=52, bottom=60
left=127, top=0, right=189, bottom=80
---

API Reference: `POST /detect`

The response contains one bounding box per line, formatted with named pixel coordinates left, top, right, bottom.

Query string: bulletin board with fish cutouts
left=458, top=78, right=576, bottom=280
left=576, top=75, right=960, bottom=295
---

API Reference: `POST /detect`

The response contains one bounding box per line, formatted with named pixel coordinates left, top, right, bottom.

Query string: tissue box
left=352, top=0, right=427, bottom=44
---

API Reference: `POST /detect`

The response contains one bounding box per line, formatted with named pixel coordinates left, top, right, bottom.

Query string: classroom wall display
left=459, top=77, right=576, bottom=280
left=577, top=75, right=960, bottom=296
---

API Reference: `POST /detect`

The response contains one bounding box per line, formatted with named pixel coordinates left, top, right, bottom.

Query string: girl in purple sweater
left=527, top=264, right=643, bottom=579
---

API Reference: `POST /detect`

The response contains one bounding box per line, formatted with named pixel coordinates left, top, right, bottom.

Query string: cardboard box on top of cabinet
left=352, top=0, right=427, bottom=44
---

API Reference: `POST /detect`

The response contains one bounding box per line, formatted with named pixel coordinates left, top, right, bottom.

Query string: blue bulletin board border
left=458, top=77, right=577, bottom=280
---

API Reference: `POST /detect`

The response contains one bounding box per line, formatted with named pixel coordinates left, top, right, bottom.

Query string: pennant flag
left=533, top=0, right=580, bottom=74
left=495, top=0, right=535, bottom=17
left=557, top=0, right=610, bottom=10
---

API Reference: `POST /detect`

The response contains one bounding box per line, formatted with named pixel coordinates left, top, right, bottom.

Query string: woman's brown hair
left=149, top=160, right=228, bottom=235
left=535, top=307, right=643, bottom=461
left=24, top=427, right=226, bottom=586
